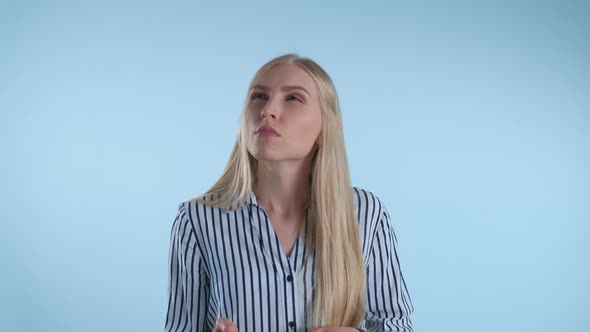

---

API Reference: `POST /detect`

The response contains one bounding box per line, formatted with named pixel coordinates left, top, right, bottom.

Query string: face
left=246, top=63, right=322, bottom=162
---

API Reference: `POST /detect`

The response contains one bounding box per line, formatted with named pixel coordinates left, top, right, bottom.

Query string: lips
left=256, top=125, right=280, bottom=136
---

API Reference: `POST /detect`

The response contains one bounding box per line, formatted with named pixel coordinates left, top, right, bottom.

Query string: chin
left=249, top=145, right=308, bottom=161
left=253, top=154, right=284, bottom=161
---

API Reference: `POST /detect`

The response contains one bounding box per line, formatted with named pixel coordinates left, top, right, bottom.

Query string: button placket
left=285, top=258, right=297, bottom=331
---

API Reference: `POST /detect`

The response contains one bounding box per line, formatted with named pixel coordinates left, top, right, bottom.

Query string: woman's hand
left=214, top=317, right=239, bottom=332
left=310, top=327, right=359, bottom=332
left=214, top=318, right=358, bottom=332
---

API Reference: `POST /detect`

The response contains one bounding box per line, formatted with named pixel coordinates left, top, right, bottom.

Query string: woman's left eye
left=287, top=95, right=302, bottom=102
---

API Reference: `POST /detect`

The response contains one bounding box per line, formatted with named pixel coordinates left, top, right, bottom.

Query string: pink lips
left=256, top=125, right=280, bottom=136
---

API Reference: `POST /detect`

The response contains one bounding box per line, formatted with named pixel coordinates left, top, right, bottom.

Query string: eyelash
left=251, top=93, right=302, bottom=103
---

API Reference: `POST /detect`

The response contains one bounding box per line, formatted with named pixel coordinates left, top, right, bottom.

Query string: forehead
left=253, top=63, right=317, bottom=95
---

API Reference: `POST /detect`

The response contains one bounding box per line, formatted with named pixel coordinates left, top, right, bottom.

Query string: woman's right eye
left=251, top=93, right=267, bottom=101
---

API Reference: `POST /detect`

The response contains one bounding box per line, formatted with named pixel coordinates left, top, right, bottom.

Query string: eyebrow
left=250, top=84, right=311, bottom=98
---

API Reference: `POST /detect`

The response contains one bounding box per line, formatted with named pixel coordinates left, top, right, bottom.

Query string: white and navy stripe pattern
left=165, top=186, right=414, bottom=332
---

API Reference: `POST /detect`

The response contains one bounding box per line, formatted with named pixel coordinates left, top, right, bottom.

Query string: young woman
left=165, top=53, right=414, bottom=332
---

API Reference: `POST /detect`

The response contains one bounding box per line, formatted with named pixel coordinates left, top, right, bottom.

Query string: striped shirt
left=165, top=186, right=414, bottom=332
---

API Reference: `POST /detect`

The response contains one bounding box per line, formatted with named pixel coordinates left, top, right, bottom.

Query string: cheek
left=246, top=108, right=255, bottom=120
left=246, top=109, right=259, bottom=129
left=297, top=112, right=322, bottom=138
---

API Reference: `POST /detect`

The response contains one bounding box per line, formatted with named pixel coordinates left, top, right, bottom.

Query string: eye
left=251, top=93, right=267, bottom=101
left=286, top=95, right=303, bottom=103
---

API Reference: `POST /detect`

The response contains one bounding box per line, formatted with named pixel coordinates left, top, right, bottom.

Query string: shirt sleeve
left=363, top=202, right=414, bottom=332
left=165, top=202, right=210, bottom=332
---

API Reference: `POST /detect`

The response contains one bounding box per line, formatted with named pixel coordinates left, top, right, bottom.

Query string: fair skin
left=247, top=62, right=321, bottom=257
left=215, top=63, right=351, bottom=332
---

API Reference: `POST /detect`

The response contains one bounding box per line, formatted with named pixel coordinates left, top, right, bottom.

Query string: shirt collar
left=221, top=191, right=260, bottom=214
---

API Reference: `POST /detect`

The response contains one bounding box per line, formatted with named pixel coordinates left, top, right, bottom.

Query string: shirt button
left=288, top=321, right=295, bottom=329
left=286, top=275, right=293, bottom=282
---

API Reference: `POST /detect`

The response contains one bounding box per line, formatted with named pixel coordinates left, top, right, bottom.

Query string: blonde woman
left=165, top=53, right=414, bottom=332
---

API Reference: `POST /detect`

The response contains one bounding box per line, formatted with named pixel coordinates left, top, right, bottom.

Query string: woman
left=165, top=53, right=414, bottom=332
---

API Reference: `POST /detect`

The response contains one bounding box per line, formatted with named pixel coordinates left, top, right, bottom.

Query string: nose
left=260, top=107, right=276, bottom=120
left=260, top=98, right=278, bottom=120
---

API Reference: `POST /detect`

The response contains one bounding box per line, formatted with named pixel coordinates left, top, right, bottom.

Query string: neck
left=253, top=160, right=312, bottom=219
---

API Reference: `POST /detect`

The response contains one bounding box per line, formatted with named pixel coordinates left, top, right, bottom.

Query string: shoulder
left=173, top=193, right=225, bottom=237
left=352, top=186, right=393, bottom=264
left=352, top=185, right=388, bottom=223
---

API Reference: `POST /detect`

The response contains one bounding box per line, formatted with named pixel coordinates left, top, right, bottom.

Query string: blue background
left=1, top=1, right=588, bottom=331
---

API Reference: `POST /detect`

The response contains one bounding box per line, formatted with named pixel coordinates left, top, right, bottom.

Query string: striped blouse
left=165, top=186, right=414, bottom=332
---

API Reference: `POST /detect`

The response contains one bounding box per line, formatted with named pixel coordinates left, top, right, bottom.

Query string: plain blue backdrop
left=1, top=1, right=588, bottom=331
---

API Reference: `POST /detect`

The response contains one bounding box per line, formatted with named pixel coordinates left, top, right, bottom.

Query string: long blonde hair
left=191, top=53, right=366, bottom=328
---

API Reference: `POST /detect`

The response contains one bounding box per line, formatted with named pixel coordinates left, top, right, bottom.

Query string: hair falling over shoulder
left=190, top=53, right=366, bottom=329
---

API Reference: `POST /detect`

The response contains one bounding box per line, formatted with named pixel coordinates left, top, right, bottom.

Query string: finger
left=224, top=319, right=238, bottom=332
left=215, top=317, right=238, bottom=332
left=214, top=318, right=226, bottom=331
